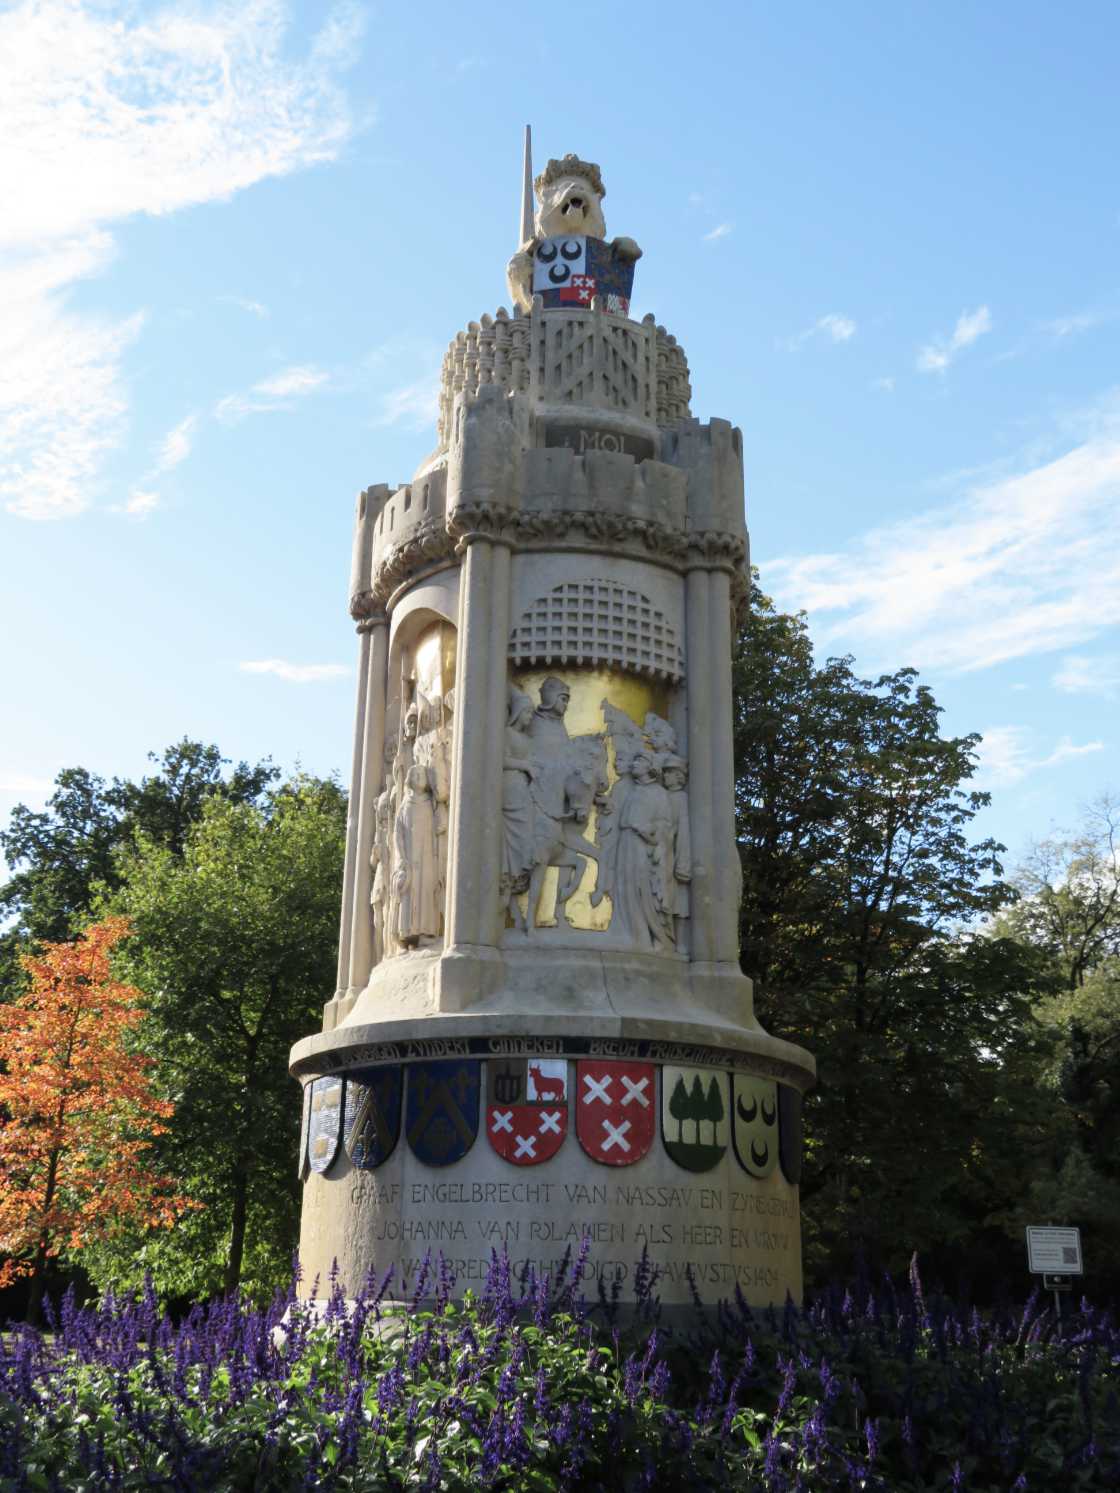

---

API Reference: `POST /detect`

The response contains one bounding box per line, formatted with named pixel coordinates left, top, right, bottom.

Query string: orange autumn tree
left=0, top=916, right=188, bottom=1322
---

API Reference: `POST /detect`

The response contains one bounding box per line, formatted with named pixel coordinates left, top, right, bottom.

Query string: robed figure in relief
left=393, top=765, right=440, bottom=946
left=501, top=689, right=537, bottom=931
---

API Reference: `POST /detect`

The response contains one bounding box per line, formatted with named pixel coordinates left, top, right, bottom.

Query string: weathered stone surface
left=295, top=148, right=814, bottom=1310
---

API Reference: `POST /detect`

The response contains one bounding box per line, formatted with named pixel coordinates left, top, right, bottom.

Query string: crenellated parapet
left=437, top=302, right=692, bottom=450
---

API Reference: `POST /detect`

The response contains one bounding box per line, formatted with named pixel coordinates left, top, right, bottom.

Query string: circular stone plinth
left=298, top=1044, right=804, bottom=1309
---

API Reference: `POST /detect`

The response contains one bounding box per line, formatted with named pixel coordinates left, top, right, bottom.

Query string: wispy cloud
left=1052, top=653, right=1120, bottom=700
left=1040, top=310, right=1108, bottom=339
left=917, top=305, right=992, bottom=373
left=123, top=488, right=160, bottom=518
left=703, top=223, right=733, bottom=243
left=222, top=296, right=270, bottom=319
left=375, top=376, right=440, bottom=430
left=763, top=394, right=1120, bottom=674
left=239, top=659, right=349, bottom=683
left=1, top=0, right=360, bottom=520
left=974, top=726, right=1104, bottom=788
left=155, top=414, right=197, bottom=472
left=872, top=376, right=896, bottom=393
left=215, top=364, right=329, bottom=423
left=0, top=772, right=55, bottom=799
left=785, top=313, right=857, bottom=351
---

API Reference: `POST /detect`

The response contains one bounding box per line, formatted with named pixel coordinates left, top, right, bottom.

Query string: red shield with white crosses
left=575, top=1060, right=656, bottom=1166
left=486, top=1058, right=568, bottom=1166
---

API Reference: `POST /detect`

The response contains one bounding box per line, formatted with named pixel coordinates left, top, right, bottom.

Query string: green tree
left=733, top=581, right=1051, bottom=1278
left=88, top=774, right=345, bottom=1300
left=0, top=742, right=277, bottom=991
left=994, top=800, right=1120, bottom=1280
left=704, top=1075, right=724, bottom=1147
left=668, top=1076, right=689, bottom=1144
left=688, top=1075, right=706, bottom=1147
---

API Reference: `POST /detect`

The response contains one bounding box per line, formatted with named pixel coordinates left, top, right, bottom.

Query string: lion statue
left=506, top=154, right=642, bottom=315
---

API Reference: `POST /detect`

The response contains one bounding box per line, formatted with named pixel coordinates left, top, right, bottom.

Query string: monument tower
left=291, top=136, right=816, bottom=1305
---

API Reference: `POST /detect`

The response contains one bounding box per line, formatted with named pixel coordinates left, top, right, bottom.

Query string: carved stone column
left=347, top=613, right=389, bottom=997
left=333, top=620, right=370, bottom=1004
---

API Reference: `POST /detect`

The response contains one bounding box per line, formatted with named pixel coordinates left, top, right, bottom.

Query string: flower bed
left=1, top=1250, right=1117, bottom=1490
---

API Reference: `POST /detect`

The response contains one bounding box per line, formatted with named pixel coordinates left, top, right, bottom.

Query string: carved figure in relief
left=501, top=689, right=537, bottom=931
left=415, top=692, right=453, bottom=910
left=644, top=712, right=678, bottom=769
left=513, top=675, right=609, bottom=934
left=661, top=755, right=691, bottom=946
left=392, top=765, right=440, bottom=947
left=506, top=155, right=642, bottom=315
left=370, top=784, right=394, bottom=963
left=614, top=750, right=675, bottom=953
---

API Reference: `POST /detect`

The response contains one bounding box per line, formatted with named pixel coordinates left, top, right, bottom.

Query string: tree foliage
left=0, top=742, right=278, bottom=990
left=89, top=776, right=346, bottom=1301
left=0, top=919, right=187, bottom=1322
left=733, top=582, right=1054, bottom=1281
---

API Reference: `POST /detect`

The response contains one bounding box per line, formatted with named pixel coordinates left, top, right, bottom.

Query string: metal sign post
left=1026, top=1225, right=1083, bottom=1322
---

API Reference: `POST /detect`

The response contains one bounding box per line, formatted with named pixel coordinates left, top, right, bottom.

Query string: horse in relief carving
left=525, top=735, right=608, bottom=932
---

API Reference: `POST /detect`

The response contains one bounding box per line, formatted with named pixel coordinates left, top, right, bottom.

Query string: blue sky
left=2, top=0, right=1118, bottom=878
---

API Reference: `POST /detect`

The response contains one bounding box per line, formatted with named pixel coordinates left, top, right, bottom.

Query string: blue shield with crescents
left=531, top=235, right=634, bottom=315
left=406, top=1060, right=481, bottom=1167
left=344, top=1066, right=402, bottom=1170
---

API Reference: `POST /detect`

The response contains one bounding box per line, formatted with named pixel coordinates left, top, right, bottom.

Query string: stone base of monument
left=293, top=984, right=808, bottom=1311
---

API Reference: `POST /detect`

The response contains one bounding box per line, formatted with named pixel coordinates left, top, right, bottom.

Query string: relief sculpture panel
left=505, top=669, right=689, bottom=951
left=371, top=622, right=456, bottom=958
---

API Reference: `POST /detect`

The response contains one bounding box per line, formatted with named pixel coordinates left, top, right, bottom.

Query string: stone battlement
left=437, top=302, right=692, bottom=449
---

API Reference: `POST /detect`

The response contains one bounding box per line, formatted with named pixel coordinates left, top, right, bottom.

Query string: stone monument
left=291, top=132, right=816, bottom=1307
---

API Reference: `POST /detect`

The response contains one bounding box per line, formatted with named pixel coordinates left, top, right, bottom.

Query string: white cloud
left=785, top=313, right=857, bottom=351
left=1, top=0, right=361, bottom=520
left=0, top=772, right=55, bottom=799
left=872, top=376, right=896, bottom=393
left=223, top=296, right=270, bottom=319
left=1041, top=311, right=1106, bottom=339
left=763, top=402, right=1120, bottom=674
left=974, top=726, right=1104, bottom=789
left=1052, top=653, right=1120, bottom=699
left=376, top=376, right=440, bottom=430
left=239, top=658, right=349, bottom=683
left=156, top=414, right=197, bottom=472
left=703, top=223, right=733, bottom=242
left=215, top=364, right=329, bottom=423
left=124, top=489, right=160, bottom=518
left=917, top=304, right=992, bottom=373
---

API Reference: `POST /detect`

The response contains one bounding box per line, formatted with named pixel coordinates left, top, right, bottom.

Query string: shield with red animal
left=486, top=1058, right=568, bottom=1166
left=575, top=1059, right=656, bottom=1166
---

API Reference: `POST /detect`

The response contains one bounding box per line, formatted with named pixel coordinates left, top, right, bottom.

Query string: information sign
left=1025, top=1225, right=1083, bottom=1276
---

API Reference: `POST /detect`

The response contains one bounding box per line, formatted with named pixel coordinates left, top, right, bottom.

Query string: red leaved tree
left=0, top=917, right=189, bottom=1322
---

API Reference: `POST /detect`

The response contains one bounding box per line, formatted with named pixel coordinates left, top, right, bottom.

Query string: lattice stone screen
left=508, top=579, right=684, bottom=682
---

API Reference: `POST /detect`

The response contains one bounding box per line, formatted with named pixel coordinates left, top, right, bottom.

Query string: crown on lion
left=534, top=154, right=605, bottom=201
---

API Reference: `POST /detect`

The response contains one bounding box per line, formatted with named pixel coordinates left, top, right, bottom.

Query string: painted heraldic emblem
left=532, top=236, right=634, bottom=315
left=487, top=1058, right=568, bottom=1166
left=732, top=1076, right=779, bottom=1180
left=575, top=1059, right=655, bottom=1166
left=308, top=1074, right=343, bottom=1175
left=778, top=1083, right=804, bottom=1186
left=406, top=1060, right=481, bottom=1167
left=344, top=1066, right=402, bottom=1170
left=661, top=1066, right=729, bottom=1173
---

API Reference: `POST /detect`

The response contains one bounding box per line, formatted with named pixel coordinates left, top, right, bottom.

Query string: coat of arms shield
left=661, top=1066, right=728, bottom=1173
left=531, top=236, right=635, bottom=315
left=778, top=1083, right=804, bottom=1186
left=307, top=1074, right=344, bottom=1175
left=344, top=1066, right=402, bottom=1170
left=405, top=1060, right=481, bottom=1167
left=731, top=1075, right=779, bottom=1180
left=486, top=1058, right=568, bottom=1166
left=575, top=1059, right=656, bottom=1166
